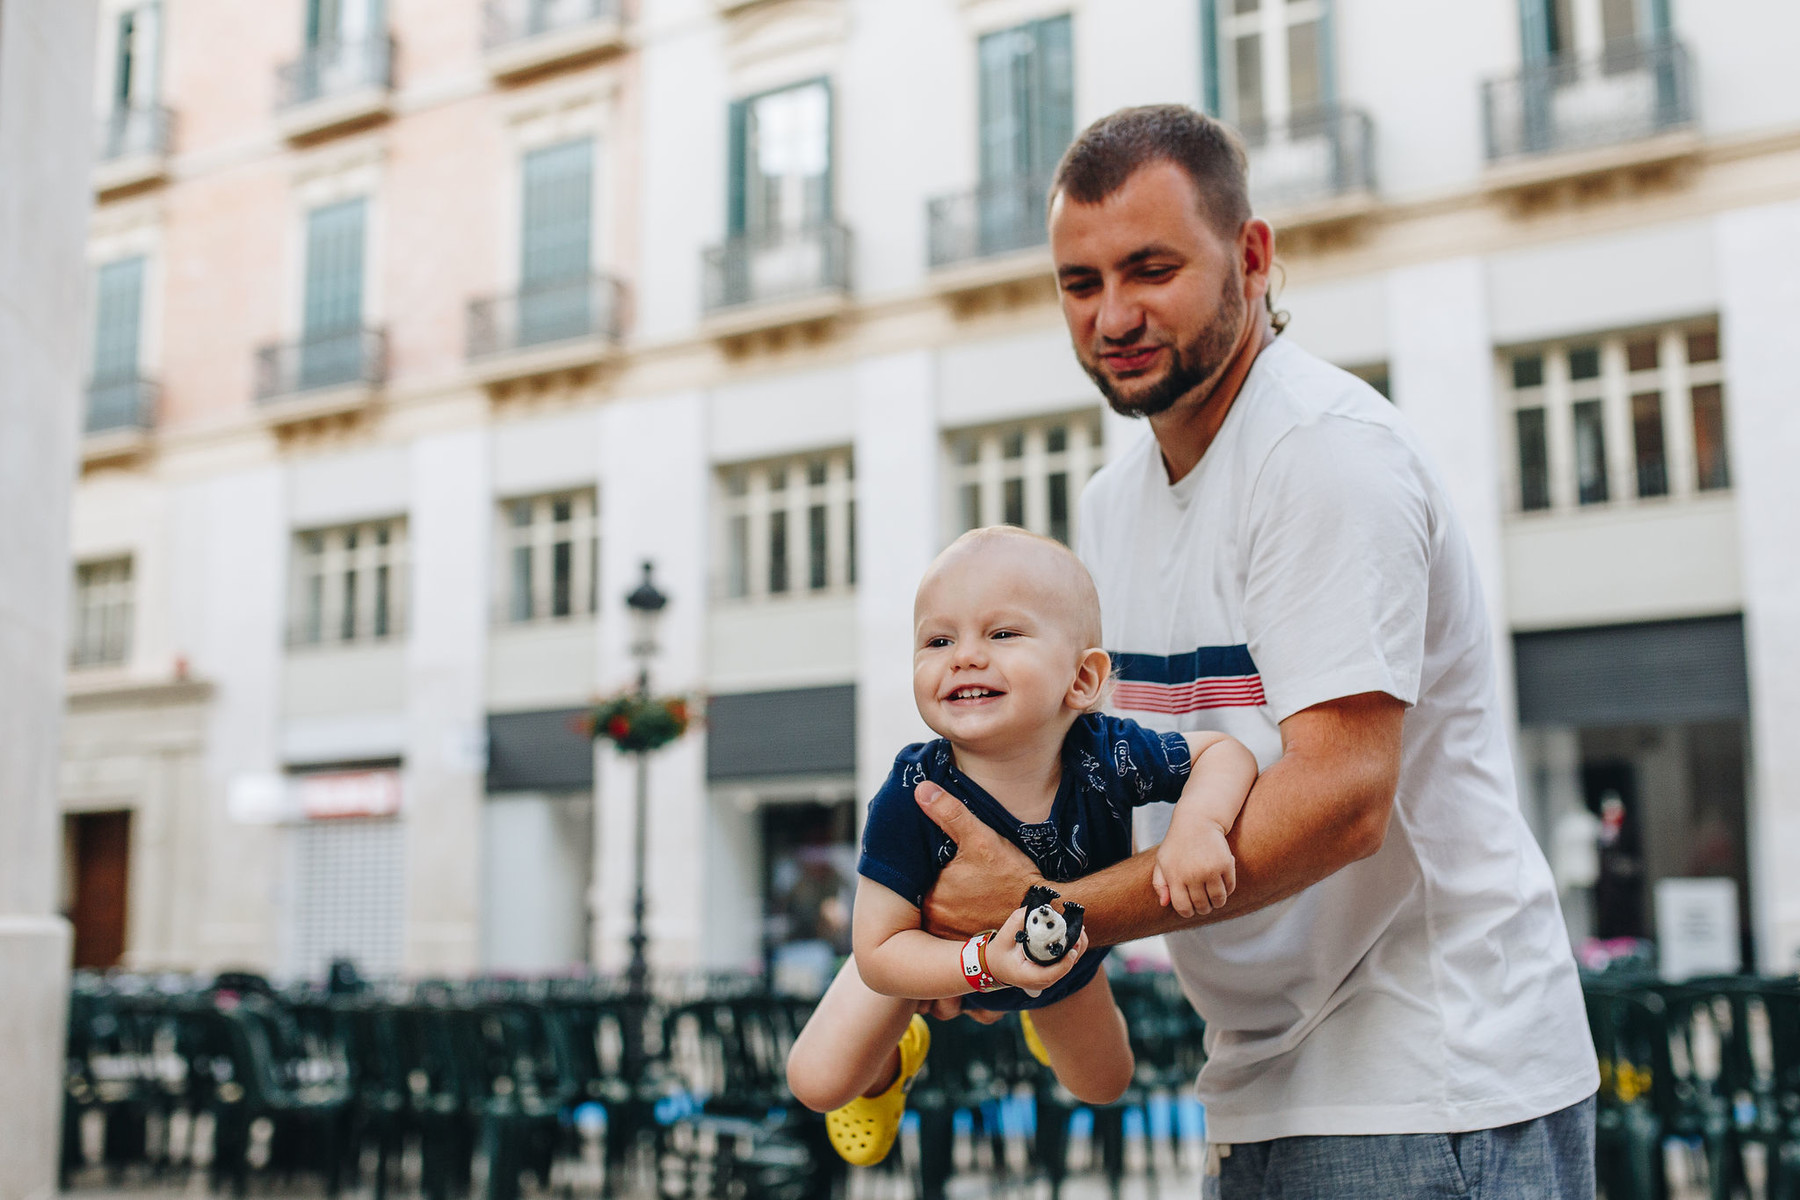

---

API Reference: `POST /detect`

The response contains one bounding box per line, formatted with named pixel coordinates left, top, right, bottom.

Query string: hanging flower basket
left=578, top=692, right=694, bottom=754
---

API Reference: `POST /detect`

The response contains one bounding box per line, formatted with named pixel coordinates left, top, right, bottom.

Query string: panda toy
left=1015, top=884, right=1085, bottom=966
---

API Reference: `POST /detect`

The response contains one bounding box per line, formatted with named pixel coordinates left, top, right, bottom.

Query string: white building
left=62, top=0, right=1800, bottom=988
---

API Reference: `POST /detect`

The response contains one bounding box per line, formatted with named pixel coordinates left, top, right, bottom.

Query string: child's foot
left=825, top=1014, right=930, bottom=1166
left=1018, top=1010, right=1053, bottom=1067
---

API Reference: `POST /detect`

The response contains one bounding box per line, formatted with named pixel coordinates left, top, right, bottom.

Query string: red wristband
left=960, top=930, right=1001, bottom=993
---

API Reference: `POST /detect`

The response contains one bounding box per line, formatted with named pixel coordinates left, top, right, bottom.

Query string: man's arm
left=918, top=691, right=1404, bottom=945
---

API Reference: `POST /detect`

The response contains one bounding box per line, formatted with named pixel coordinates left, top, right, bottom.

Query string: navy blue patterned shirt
left=857, top=713, right=1193, bottom=1011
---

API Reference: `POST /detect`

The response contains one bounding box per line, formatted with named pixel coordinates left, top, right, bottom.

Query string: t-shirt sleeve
left=856, top=747, right=944, bottom=909
left=1087, top=714, right=1193, bottom=809
left=1242, top=415, right=1431, bottom=722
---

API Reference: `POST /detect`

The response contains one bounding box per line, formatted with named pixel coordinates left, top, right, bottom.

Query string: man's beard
left=1081, top=272, right=1246, bottom=419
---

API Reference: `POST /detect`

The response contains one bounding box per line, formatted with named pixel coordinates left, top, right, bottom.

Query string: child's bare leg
left=1024, top=971, right=1135, bottom=1105
left=787, top=957, right=921, bottom=1112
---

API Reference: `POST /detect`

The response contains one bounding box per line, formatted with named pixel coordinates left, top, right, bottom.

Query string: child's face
left=912, top=539, right=1094, bottom=752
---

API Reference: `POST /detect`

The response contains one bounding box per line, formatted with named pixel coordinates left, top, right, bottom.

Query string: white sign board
left=1654, top=877, right=1740, bottom=981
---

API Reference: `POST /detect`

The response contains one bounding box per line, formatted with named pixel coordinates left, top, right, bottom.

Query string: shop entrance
left=760, top=799, right=857, bottom=995
left=1516, top=616, right=1754, bottom=970
left=65, top=810, right=132, bottom=969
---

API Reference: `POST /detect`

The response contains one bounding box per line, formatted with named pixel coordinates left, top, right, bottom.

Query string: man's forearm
left=1064, top=748, right=1386, bottom=946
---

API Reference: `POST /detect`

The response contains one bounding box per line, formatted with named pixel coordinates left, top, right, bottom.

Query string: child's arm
left=1152, top=732, right=1259, bottom=918
left=852, top=876, right=1089, bottom=1000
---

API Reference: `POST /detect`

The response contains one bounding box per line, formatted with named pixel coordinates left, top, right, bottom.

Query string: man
left=915, top=105, right=1599, bottom=1198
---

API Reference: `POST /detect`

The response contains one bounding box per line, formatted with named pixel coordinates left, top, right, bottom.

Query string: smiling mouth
left=1100, top=346, right=1164, bottom=375
left=945, top=686, right=1004, bottom=703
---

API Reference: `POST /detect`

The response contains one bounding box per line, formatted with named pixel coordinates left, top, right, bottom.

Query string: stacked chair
left=1586, top=970, right=1800, bottom=1200
left=60, top=964, right=1222, bottom=1199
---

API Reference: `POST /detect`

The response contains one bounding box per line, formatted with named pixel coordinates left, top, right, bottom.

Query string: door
left=66, top=811, right=132, bottom=969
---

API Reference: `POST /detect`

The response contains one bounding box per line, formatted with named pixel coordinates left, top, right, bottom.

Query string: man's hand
left=915, top=780, right=1045, bottom=940
left=1152, top=818, right=1236, bottom=918
left=919, top=996, right=1004, bottom=1024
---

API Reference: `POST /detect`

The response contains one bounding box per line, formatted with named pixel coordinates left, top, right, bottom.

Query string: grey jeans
left=1204, top=1095, right=1597, bottom=1200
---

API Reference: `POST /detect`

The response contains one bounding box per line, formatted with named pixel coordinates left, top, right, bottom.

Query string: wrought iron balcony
left=94, top=105, right=175, bottom=193
left=276, top=36, right=394, bottom=137
left=256, top=327, right=387, bottom=402
left=98, top=105, right=173, bottom=163
left=1482, top=36, right=1694, bottom=163
left=926, top=174, right=1053, bottom=269
left=467, top=273, right=628, bottom=360
left=482, top=0, right=623, bottom=78
left=85, top=374, right=158, bottom=435
left=702, top=223, right=853, bottom=314
left=1239, top=105, right=1377, bottom=217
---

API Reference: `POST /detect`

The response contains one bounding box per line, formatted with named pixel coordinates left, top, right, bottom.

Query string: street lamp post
left=622, top=560, right=668, bottom=1004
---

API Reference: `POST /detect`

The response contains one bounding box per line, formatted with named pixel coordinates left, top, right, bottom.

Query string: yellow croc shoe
left=1018, top=1010, right=1053, bottom=1067
left=825, top=1014, right=930, bottom=1166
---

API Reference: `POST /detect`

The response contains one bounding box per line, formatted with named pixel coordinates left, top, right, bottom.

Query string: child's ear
left=1066, top=647, right=1111, bottom=711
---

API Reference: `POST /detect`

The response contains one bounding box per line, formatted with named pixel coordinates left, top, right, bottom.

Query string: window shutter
left=727, top=98, right=749, bottom=235
left=92, top=257, right=146, bottom=383
left=1028, top=15, right=1074, bottom=181
left=978, top=26, right=1024, bottom=185
left=303, top=197, right=366, bottom=338
left=521, top=139, right=593, bottom=287
left=815, top=81, right=834, bottom=223
left=114, top=13, right=136, bottom=106
left=1519, top=0, right=1555, bottom=62
left=1199, top=0, right=1221, bottom=115
left=1315, top=0, right=1337, bottom=111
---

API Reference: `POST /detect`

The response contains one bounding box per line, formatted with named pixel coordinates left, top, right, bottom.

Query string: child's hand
left=986, top=905, right=1088, bottom=997
left=1152, top=819, right=1236, bottom=918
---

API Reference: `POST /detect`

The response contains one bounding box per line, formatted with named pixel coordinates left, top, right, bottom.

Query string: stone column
left=1385, top=257, right=1516, bottom=718
left=853, top=350, right=939, bottom=805
left=595, top=390, right=708, bottom=972
left=0, top=0, right=98, bottom=1195
left=1716, top=201, right=1800, bottom=973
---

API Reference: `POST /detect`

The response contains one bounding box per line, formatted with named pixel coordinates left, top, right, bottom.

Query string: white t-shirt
left=1077, top=338, right=1598, bottom=1142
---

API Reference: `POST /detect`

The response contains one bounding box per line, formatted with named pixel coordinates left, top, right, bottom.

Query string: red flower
left=607, top=715, right=631, bottom=740
left=667, top=700, right=688, bottom=723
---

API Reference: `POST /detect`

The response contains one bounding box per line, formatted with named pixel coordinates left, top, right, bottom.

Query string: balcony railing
left=926, top=174, right=1052, bottom=269
left=256, top=327, right=387, bottom=401
left=1482, top=36, right=1694, bottom=162
left=85, top=374, right=159, bottom=435
left=467, top=273, right=628, bottom=359
left=703, top=223, right=853, bottom=313
left=277, top=36, right=394, bottom=110
left=482, top=0, right=620, bottom=50
left=1239, top=105, right=1376, bottom=214
left=98, top=105, right=174, bottom=163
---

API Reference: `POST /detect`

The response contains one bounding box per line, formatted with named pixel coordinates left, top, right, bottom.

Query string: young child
left=784, top=526, right=1257, bottom=1165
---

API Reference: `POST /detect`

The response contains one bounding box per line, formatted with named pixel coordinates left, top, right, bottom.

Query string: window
left=89, top=256, right=148, bottom=432
left=1345, top=362, right=1390, bottom=401
left=499, top=490, right=599, bottom=623
left=518, top=139, right=594, bottom=347
left=730, top=80, right=831, bottom=238
left=291, top=519, right=407, bottom=646
left=1203, top=0, right=1331, bottom=129
left=71, top=558, right=133, bottom=668
left=947, top=412, right=1103, bottom=546
left=1505, top=320, right=1727, bottom=515
left=979, top=15, right=1073, bottom=193
left=1520, top=0, right=1653, bottom=64
left=107, top=4, right=162, bottom=112
left=718, top=451, right=855, bottom=602
left=300, top=197, right=368, bottom=389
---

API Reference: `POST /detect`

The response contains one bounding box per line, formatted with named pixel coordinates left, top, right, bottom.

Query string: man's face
left=1050, top=161, right=1249, bottom=419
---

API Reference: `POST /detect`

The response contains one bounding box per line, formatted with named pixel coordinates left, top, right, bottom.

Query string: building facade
left=63, top=0, right=1800, bottom=988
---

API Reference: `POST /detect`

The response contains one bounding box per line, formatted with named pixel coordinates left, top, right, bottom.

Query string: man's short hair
left=1051, top=104, right=1251, bottom=238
